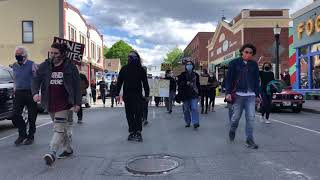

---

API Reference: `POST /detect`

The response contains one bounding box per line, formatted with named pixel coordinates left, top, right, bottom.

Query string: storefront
left=292, top=1, right=320, bottom=95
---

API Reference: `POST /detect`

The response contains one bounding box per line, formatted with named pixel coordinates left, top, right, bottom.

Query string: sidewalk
left=303, top=100, right=320, bottom=114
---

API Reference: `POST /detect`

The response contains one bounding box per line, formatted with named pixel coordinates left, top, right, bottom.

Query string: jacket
left=80, top=73, right=89, bottom=95
left=116, top=63, right=150, bottom=100
left=177, top=71, right=200, bottom=101
left=226, top=57, right=260, bottom=97
left=31, top=58, right=81, bottom=109
left=164, top=76, right=177, bottom=92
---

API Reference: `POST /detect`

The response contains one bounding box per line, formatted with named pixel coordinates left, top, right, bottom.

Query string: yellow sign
left=297, top=15, right=320, bottom=40
left=161, top=63, right=172, bottom=71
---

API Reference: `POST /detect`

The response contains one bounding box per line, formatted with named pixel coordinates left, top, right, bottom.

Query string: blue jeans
left=230, top=95, right=256, bottom=140
left=183, top=99, right=199, bottom=125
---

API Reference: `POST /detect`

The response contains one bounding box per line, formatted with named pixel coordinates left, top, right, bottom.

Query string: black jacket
left=110, top=82, right=117, bottom=96
left=259, top=71, right=275, bottom=93
left=164, top=76, right=177, bottom=92
left=176, top=71, right=200, bottom=101
left=31, top=58, right=81, bottom=109
left=116, top=64, right=150, bottom=100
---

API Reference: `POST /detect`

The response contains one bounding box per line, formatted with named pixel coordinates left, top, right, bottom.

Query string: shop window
left=68, top=25, right=76, bottom=42
left=300, top=57, right=309, bottom=89
left=311, top=43, right=320, bottom=53
left=312, top=55, right=320, bottom=88
left=299, top=46, right=308, bottom=56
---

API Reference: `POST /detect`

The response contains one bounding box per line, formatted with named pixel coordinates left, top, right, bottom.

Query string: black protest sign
left=53, top=37, right=85, bottom=63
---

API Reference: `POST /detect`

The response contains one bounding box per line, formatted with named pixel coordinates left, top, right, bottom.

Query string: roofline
left=184, top=32, right=214, bottom=52
left=291, top=0, right=320, bottom=19
left=65, top=2, right=103, bottom=40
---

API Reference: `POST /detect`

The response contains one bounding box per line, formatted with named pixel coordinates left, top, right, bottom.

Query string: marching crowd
left=10, top=42, right=278, bottom=166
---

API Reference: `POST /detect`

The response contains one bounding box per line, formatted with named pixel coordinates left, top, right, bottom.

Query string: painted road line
left=0, top=121, right=53, bottom=141
left=256, top=115, right=320, bottom=135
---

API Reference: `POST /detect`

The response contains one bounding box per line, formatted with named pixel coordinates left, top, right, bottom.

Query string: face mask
left=264, top=67, right=270, bottom=71
left=128, top=53, right=139, bottom=64
left=186, top=64, right=193, bottom=72
left=15, top=55, right=24, bottom=63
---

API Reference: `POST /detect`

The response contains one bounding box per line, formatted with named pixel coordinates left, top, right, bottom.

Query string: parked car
left=0, top=66, right=14, bottom=121
left=256, top=86, right=305, bottom=113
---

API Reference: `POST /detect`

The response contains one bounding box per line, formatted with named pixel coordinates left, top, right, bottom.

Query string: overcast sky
left=67, top=0, right=313, bottom=66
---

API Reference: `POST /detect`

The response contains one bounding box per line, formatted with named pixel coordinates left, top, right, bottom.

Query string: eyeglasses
left=244, top=51, right=253, bottom=54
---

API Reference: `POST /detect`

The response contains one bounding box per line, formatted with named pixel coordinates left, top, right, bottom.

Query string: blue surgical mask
left=186, top=64, right=193, bottom=72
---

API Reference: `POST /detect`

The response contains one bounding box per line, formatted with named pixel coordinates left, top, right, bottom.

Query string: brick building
left=184, top=32, right=214, bottom=70
left=207, top=9, right=290, bottom=80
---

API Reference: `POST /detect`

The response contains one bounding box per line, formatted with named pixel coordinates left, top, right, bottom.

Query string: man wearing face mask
left=32, top=43, right=81, bottom=166
left=177, top=60, right=200, bottom=129
left=225, top=43, right=260, bottom=149
left=11, top=46, right=38, bottom=145
left=116, top=51, right=149, bottom=142
left=259, top=63, right=275, bottom=124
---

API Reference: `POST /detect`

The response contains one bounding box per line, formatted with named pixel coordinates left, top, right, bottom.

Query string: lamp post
left=273, top=24, right=281, bottom=79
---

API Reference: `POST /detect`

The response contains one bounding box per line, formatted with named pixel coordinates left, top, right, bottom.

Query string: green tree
left=105, top=40, right=134, bottom=66
left=163, top=47, right=183, bottom=68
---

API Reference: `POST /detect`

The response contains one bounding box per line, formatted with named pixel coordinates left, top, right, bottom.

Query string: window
left=79, top=34, right=87, bottom=56
left=300, top=57, right=308, bottom=89
left=91, top=42, right=96, bottom=60
left=22, top=21, right=33, bottom=43
left=68, top=25, right=76, bottom=42
left=97, top=46, right=101, bottom=60
left=312, top=55, right=320, bottom=88
left=311, top=43, right=320, bottom=53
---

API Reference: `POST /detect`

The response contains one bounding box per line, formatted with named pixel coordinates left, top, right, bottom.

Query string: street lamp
left=273, top=24, right=281, bottom=79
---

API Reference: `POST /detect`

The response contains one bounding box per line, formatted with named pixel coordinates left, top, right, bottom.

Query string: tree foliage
left=163, top=47, right=183, bottom=68
left=105, top=40, right=134, bottom=66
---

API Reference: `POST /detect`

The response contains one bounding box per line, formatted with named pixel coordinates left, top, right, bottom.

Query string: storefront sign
left=53, top=37, right=85, bottom=63
left=293, top=6, right=320, bottom=48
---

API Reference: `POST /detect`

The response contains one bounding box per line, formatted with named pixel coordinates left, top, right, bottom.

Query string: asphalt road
left=0, top=98, right=319, bottom=180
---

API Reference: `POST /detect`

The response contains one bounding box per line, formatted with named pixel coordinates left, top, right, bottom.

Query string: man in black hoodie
left=116, top=51, right=150, bottom=142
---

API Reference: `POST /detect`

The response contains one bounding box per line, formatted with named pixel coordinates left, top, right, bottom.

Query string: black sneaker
left=14, top=136, right=26, bottom=145
left=193, top=123, right=200, bottom=129
left=185, top=124, right=191, bottom=128
left=58, top=149, right=74, bottom=159
left=229, top=131, right=235, bottom=141
left=23, top=137, right=34, bottom=145
left=134, top=132, right=143, bottom=142
left=246, top=139, right=259, bottom=149
left=128, top=133, right=135, bottom=141
left=43, top=153, right=55, bottom=166
left=168, top=110, right=172, bottom=114
left=77, top=120, right=83, bottom=124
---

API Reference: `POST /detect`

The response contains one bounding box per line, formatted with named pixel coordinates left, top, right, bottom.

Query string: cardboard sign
left=161, top=63, right=172, bottom=71
left=53, top=37, right=85, bottom=63
left=148, top=79, right=170, bottom=97
left=200, top=76, right=209, bottom=85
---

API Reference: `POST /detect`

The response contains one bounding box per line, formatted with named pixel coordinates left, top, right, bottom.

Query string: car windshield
left=0, top=68, right=13, bottom=83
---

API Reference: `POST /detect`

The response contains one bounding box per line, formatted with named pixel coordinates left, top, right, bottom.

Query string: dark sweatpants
left=124, top=97, right=143, bottom=133
left=12, top=90, right=38, bottom=138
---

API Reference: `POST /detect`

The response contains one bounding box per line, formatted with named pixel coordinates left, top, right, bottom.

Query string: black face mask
left=264, top=67, right=270, bottom=71
left=15, top=55, right=24, bottom=64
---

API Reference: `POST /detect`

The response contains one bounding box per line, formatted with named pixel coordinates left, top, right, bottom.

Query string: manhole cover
left=126, top=155, right=182, bottom=175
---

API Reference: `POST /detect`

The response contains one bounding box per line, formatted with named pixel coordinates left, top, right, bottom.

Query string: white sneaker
left=264, top=120, right=271, bottom=124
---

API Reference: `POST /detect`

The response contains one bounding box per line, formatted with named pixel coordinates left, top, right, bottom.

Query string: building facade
left=0, top=0, right=104, bottom=80
left=104, top=58, right=121, bottom=73
left=184, top=32, right=214, bottom=70
left=291, top=0, right=320, bottom=95
left=207, top=9, right=290, bottom=80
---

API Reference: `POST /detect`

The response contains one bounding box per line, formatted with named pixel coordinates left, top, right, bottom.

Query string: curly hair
left=239, top=43, right=257, bottom=56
